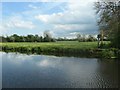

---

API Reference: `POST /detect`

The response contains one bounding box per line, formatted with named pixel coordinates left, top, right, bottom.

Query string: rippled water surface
left=1, top=52, right=119, bottom=88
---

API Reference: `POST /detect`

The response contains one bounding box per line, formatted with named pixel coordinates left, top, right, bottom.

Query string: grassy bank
left=0, top=41, right=119, bottom=58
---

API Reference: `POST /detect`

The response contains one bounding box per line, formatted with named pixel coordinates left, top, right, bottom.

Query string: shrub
left=100, top=49, right=115, bottom=58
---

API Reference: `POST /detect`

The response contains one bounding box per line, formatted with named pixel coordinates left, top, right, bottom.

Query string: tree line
left=0, top=33, right=99, bottom=42
left=0, top=31, right=55, bottom=42
left=0, top=34, right=55, bottom=42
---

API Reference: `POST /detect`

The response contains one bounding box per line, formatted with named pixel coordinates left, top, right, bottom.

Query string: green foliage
left=117, top=50, right=120, bottom=59
left=76, top=34, right=97, bottom=42
left=0, top=41, right=97, bottom=57
left=95, top=1, right=120, bottom=48
left=100, top=49, right=117, bottom=59
left=0, top=41, right=119, bottom=58
left=0, top=34, right=55, bottom=42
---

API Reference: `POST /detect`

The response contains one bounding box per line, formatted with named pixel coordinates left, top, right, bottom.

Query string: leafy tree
left=76, top=33, right=82, bottom=42
left=9, top=36, right=15, bottom=42
left=0, top=36, right=6, bottom=42
left=12, top=34, right=20, bottom=42
left=6, top=36, right=11, bottom=42
left=43, top=30, right=52, bottom=42
left=95, top=1, right=120, bottom=48
left=88, top=35, right=95, bottom=42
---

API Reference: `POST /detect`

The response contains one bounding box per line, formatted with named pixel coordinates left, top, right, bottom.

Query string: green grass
left=1, top=41, right=116, bottom=58
left=0, top=41, right=98, bottom=50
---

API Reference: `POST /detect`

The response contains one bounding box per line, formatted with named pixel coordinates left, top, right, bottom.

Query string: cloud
left=28, top=4, right=39, bottom=9
left=0, top=16, right=36, bottom=35
left=0, top=24, right=8, bottom=35
left=53, top=24, right=98, bottom=38
left=4, top=16, right=36, bottom=29
left=35, top=11, right=96, bottom=25
left=5, top=53, right=33, bottom=65
left=54, top=24, right=95, bottom=31
left=35, top=1, right=96, bottom=25
left=34, top=0, right=98, bottom=38
left=2, top=1, right=98, bottom=37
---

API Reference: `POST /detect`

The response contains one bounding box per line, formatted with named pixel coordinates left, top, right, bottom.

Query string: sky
left=1, top=0, right=99, bottom=38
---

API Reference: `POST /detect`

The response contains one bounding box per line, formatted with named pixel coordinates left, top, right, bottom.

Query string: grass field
left=0, top=41, right=98, bottom=49
left=1, top=41, right=116, bottom=58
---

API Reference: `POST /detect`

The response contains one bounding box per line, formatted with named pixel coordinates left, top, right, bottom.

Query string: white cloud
left=5, top=53, right=33, bottom=65
left=0, top=24, right=7, bottom=35
left=4, top=16, right=36, bottom=29
left=52, top=24, right=98, bottom=38
left=0, top=16, right=36, bottom=35
left=35, top=1, right=97, bottom=25
left=70, top=32, right=79, bottom=35
left=35, top=15, right=49, bottom=23
left=54, top=24, right=96, bottom=32
left=28, top=4, right=39, bottom=9
left=2, top=1, right=98, bottom=37
left=34, top=0, right=98, bottom=38
left=54, top=24, right=72, bottom=30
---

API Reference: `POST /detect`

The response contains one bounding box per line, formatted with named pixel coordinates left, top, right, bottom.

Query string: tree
left=0, top=36, right=6, bottom=42
left=95, top=1, right=120, bottom=48
left=88, top=35, right=95, bottom=42
left=26, top=35, right=35, bottom=42
left=43, top=30, right=52, bottom=42
left=76, top=33, right=82, bottom=42
left=12, top=34, right=20, bottom=42
left=34, top=35, right=39, bottom=42
left=82, top=35, right=87, bottom=42
left=10, top=36, right=15, bottom=42
left=6, top=36, right=11, bottom=42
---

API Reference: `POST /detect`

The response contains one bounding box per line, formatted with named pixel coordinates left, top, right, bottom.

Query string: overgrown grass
left=0, top=41, right=98, bottom=50
left=0, top=41, right=119, bottom=58
left=0, top=41, right=97, bottom=57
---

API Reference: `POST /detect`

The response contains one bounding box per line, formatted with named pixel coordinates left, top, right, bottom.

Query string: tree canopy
left=95, top=1, right=120, bottom=48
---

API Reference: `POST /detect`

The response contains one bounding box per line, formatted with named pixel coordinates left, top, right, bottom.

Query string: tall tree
left=95, top=1, right=120, bottom=48
left=43, top=30, right=52, bottom=42
left=76, top=33, right=82, bottom=42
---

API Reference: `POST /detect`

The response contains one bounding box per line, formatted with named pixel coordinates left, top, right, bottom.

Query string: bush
left=100, top=49, right=115, bottom=58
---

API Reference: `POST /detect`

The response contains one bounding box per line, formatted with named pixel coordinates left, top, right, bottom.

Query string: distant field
left=0, top=41, right=98, bottom=50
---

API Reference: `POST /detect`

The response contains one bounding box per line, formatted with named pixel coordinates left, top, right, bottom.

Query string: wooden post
left=97, top=34, right=100, bottom=48
left=101, top=30, right=104, bottom=45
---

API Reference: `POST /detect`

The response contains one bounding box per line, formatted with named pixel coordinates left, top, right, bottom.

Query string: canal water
left=1, top=52, right=119, bottom=88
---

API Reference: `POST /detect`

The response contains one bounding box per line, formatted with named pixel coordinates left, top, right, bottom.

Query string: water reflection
left=0, top=52, right=2, bottom=89
left=1, top=52, right=119, bottom=88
